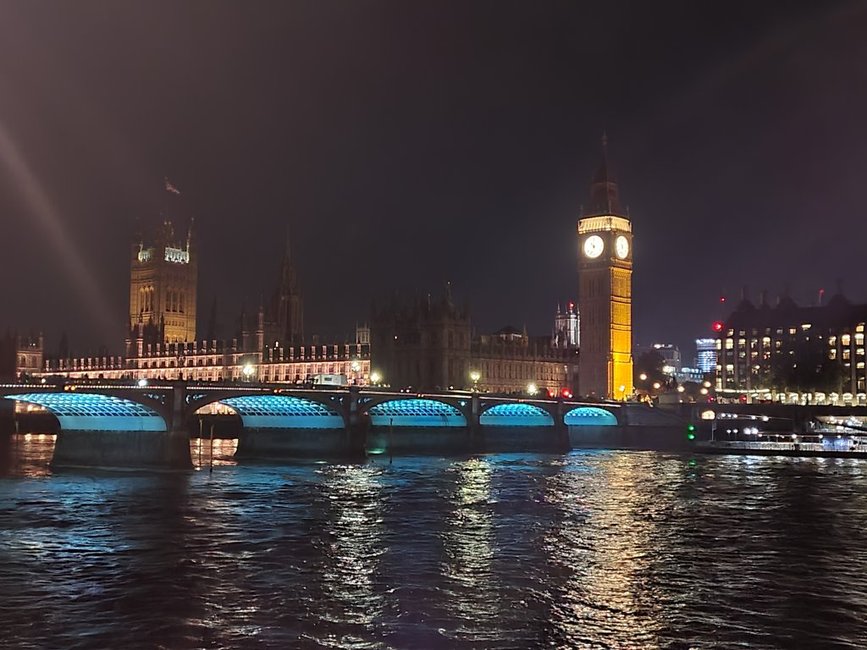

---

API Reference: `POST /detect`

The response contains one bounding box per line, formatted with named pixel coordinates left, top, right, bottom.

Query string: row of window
left=725, top=324, right=866, bottom=338
left=136, top=286, right=187, bottom=314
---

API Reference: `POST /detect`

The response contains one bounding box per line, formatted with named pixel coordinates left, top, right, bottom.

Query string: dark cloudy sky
left=1, top=1, right=866, bottom=358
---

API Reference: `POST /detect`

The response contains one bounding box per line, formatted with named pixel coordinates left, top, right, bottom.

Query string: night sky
left=2, top=1, right=866, bottom=359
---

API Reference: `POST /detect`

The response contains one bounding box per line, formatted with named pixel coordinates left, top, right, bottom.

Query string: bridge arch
left=366, top=397, right=467, bottom=427
left=217, top=394, right=344, bottom=429
left=564, top=406, right=618, bottom=426
left=3, top=392, right=167, bottom=432
left=480, top=402, right=555, bottom=427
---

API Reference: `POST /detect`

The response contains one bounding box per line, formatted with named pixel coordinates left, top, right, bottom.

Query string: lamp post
left=242, top=362, right=255, bottom=383
left=370, top=370, right=382, bottom=387
left=469, top=369, right=481, bottom=391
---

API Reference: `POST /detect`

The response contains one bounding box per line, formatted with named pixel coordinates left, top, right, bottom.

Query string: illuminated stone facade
left=42, top=337, right=370, bottom=385
left=130, top=218, right=197, bottom=343
left=370, top=292, right=577, bottom=394
left=3, top=333, right=44, bottom=381
left=552, top=302, right=580, bottom=348
left=717, top=291, right=867, bottom=404
left=577, top=139, right=633, bottom=399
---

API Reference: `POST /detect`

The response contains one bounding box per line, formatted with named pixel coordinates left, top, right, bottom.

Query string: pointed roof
left=586, top=133, right=624, bottom=216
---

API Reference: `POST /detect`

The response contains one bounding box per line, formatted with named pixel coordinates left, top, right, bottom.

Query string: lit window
left=842, top=334, right=851, bottom=346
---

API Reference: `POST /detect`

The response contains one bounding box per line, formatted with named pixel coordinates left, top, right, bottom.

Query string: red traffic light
left=712, top=320, right=724, bottom=333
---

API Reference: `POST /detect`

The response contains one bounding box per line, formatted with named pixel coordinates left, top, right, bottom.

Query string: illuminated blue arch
left=564, top=406, right=617, bottom=426
left=480, top=403, right=555, bottom=427
left=217, top=395, right=344, bottom=429
left=368, top=399, right=466, bottom=428
left=4, top=393, right=166, bottom=432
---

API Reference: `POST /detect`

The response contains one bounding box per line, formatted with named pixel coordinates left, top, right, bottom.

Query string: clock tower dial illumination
left=583, top=235, right=604, bottom=258
left=576, top=134, right=633, bottom=400
left=615, top=235, right=629, bottom=259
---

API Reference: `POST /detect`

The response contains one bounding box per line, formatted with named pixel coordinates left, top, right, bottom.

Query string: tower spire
left=587, top=132, right=623, bottom=216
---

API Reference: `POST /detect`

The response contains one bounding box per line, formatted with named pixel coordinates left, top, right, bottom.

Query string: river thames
left=1, top=434, right=866, bottom=649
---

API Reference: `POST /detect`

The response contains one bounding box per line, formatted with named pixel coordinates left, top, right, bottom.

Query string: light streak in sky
left=0, top=124, right=120, bottom=343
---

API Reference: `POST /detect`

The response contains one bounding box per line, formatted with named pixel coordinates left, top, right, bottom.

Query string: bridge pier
left=0, top=399, right=14, bottom=437
left=469, top=393, right=483, bottom=449
left=347, top=386, right=369, bottom=458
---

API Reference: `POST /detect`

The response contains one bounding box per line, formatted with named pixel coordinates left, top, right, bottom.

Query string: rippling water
left=1, top=434, right=867, bottom=649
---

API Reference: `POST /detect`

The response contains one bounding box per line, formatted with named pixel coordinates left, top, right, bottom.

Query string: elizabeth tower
left=577, top=137, right=633, bottom=399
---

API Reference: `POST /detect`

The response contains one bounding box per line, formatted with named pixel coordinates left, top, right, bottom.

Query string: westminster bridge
left=0, top=381, right=688, bottom=468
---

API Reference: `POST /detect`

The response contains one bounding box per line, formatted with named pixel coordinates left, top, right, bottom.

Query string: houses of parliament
left=25, top=142, right=634, bottom=399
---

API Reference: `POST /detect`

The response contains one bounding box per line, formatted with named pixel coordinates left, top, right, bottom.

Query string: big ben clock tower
left=577, top=136, right=633, bottom=399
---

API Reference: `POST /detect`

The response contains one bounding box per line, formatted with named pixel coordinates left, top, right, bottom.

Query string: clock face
left=583, top=235, right=604, bottom=259
left=615, top=235, right=629, bottom=259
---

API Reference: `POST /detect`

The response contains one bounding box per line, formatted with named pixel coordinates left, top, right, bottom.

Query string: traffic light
left=712, top=321, right=724, bottom=333
left=686, top=424, right=696, bottom=441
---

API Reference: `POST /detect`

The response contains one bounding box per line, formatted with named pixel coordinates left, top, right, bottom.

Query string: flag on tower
left=164, top=177, right=181, bottom=195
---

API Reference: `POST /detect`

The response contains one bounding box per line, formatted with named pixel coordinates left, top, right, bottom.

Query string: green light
left=687, top=424, right=696, bottom=432
left=687, top=433, right=696, bottom=440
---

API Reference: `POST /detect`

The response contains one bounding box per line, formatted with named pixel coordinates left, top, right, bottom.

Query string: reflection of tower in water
left=542, top=453, right=671, bottom=646
left=440, top=458, right=498, bottom=639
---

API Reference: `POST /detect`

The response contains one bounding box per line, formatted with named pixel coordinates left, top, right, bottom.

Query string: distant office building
left=552, top=302, right=579, bottom=348
left=695, top=338, right=717, bottom=374
left=717, top=290, right=866, bottom=402
left=675, top=367, right=705, bottom=384
left=652, top=343, right=681, bottom=375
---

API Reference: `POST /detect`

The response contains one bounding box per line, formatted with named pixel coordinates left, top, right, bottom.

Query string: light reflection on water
left=1, top=434, right=867, bottom=648
left=440, top=458, right=497, bottom=641
left=191, top=437, right=239, bottom=469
